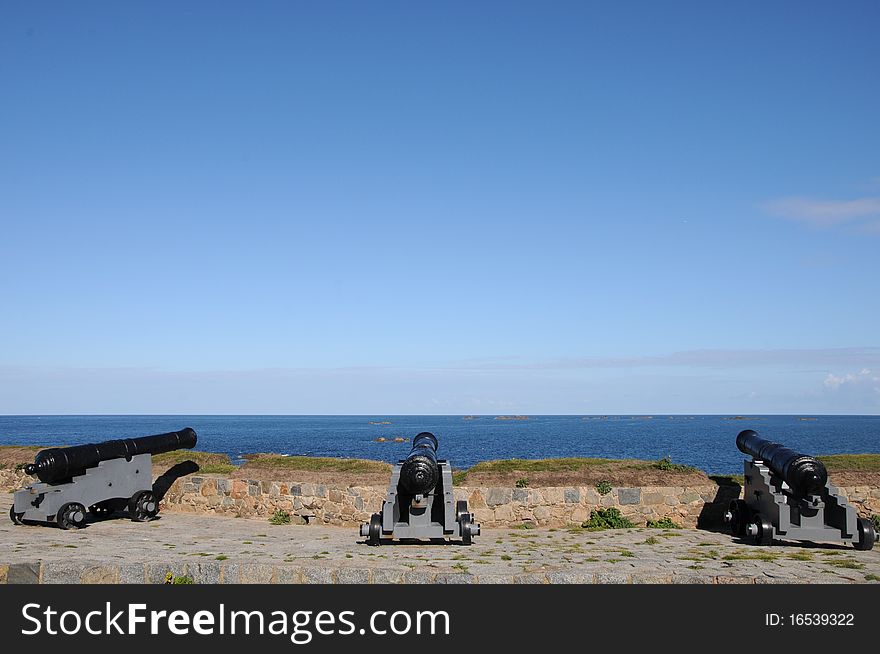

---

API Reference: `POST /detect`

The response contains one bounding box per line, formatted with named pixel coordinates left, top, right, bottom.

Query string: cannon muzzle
left=399, top=431, right=440, bottom=495
left=736, top=429, right=827, bottom=496
left=25, top=428, right=198, bottom=484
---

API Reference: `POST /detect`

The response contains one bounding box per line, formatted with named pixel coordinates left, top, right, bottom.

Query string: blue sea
left=0, top=415, right=878, bottom=475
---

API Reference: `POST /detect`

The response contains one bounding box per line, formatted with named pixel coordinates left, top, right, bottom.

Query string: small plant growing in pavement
left=515, top=478, right=529, bottom=488
left=582, top=507, right=635, bottom=530
left=270, top=509, right=291, bottom=525
left=595, top=480, right=612, bottom=496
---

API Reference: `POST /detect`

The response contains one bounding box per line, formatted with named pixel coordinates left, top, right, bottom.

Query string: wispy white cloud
left=824, top=368, right=878, bottom=390
left=762, top=196, right=880, bottom=229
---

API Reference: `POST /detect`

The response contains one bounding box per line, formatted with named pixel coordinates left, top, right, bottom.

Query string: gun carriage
left=9, top=428, right=197, bottom=529
left=725, top=429, right=876, bottom=550
left=360, top=432, right=480, bottom=545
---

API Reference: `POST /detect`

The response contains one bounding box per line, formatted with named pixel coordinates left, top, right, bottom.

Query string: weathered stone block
left=82, top=565, right=119, bottom=584
left=534, top=505, right=552, bottom=520
left=302, top=567, right=334, bottom=584
left=570, top=506, right=589, bottom=523
left=185, top=563, right=220, bottom=584
left=642, top=492, right=665, bottom=505
left=7, top=563, right=41, bottom=584
left=473, top=508, right=494, bottom=524
left=276, top=566, right=304, bottom=584
left=221, top=563, right=242, bottom=584
left=618, top=488, right=641, bottom=505
left=564, top=488, right=580, bottom=504
left=486, top=488, right=512, bottom=507
left=402, top=571, right=435, bottom=584
left=241, top=563, right=276, bottom=584
left=43, top=562, right=85, bottom=584
left=336, top=568, right=371, bottom=584
left=372, top=569, right=404, bottom=584
left=680, top=491, right=701, bottom=504
left=494, top=504, right=515, bottom=521
left=468, top=490, right=487, bottom=508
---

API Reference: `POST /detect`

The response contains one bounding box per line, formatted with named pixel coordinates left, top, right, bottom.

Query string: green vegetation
left=865, top=574, right=880, bottom=582
left=817, top=454, right=880, bottom=472
left=515, top=478, right=529, bottom=488
left=512, top=522, right=536, bottom=530
left=824, top=559, right=864, bottom=570
left=872, top=515, right=879, bottom=531
left=215, top=555, right=228, bottom=561
left=646, top=517, right=682, bottom=529
left=151, top=450, right=236, bottom=475
left=581, top=507, right=635, bottom=531
left=722, top=551, right=779, bottom=562
left=595, top=480, right=612, bottom=495
left=164, top=572, right=194, bottom=585
left=452, top=470, right=467, bottom=486
left=466, top=457, right=694, bottom=474
left=654, top=456, right=698, bottom=473
left=269, top=509, right=291, bottom=525
left=787, top=552, right=813, bottom=561
left=642, top=536, right=660, bottom=545
left=243, top=455, right=390, bottom=474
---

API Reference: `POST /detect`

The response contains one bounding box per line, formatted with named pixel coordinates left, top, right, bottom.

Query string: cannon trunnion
left=360, top=431, right=480, bottom=545
left=725, top=430, right=876, bottom=550
left=10, top=428, right=198, bottom=529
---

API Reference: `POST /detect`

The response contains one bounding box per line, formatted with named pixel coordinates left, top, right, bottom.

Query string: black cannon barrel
left=399, top=432, right=440, bottom=495
left=736, top=429, right=827, bottom=496
left=25, top=428, right=198, bottom=484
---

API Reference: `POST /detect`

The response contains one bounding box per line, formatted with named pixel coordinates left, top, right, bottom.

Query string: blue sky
left=1, top=2, right=879, bottom=414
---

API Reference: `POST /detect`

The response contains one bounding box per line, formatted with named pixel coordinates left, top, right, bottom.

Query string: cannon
left=724, top=430, right=876, bottom=550
left=9, top=428, right=198, bottom=529
left=360, top=432, right=480, bottom=545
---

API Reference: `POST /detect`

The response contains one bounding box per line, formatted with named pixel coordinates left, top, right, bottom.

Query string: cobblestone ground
left=2, top=497, right=878, bottom=584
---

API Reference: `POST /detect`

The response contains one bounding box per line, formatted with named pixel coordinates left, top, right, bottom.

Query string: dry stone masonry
left=157, top=475, right=880, bottom=529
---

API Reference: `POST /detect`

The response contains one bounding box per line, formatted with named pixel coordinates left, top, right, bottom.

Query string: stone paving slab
left=2, top=496, right=878, bottom=584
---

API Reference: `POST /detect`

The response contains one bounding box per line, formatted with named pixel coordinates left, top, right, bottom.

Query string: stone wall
left=158, top=475, right=880, bottom=529
left=4, top=469, right=877, bottom=529
left=0, top=468, right=29, bottom=493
